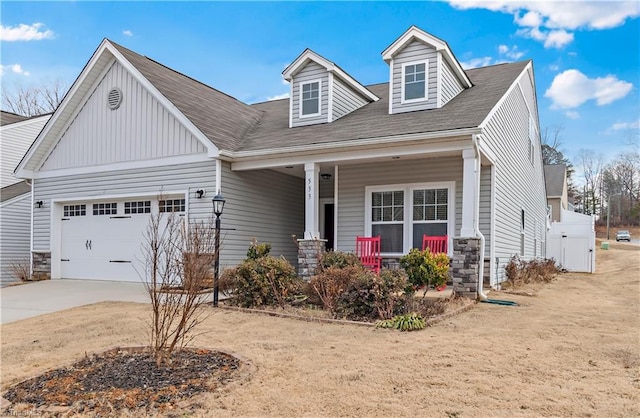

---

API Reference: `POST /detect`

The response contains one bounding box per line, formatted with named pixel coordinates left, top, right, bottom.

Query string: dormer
left=382, top=26, right=472, bottom=114
left=283, top=49, right=378, bottom=128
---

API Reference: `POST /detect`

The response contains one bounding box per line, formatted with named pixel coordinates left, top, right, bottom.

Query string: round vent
left=107, top=88, right=122, bottom=110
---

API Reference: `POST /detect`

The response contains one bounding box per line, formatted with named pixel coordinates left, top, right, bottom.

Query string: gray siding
left=391, top=41, right=438, bottom=114
left=291, top=62, right=329, bottom=127
left=519, top=68, right=539, bottom=126
left=40, top=61, right=207, bottom=171
left=221, top=163, right=304, bottom=268
left=33, top=159, right=216, bottom=250
left=440, top=57, right=464, bottom=106
left=1, top=116, right=48, bottom=187
left=479, top=165, right=492, bottom=256
left=332, top=77, right=368, bottom=121
left=337, top=157, right=463, bottom=252
left=480, top=71, right=547, bottom=282
left=0, top=193, right=31, bottom=285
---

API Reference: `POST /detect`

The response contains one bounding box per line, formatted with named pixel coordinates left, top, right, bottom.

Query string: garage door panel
left=59, top=198, right=177, bottom=282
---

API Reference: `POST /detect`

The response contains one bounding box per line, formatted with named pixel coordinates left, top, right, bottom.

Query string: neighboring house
left=544, top=164, right=596, bottom=272
left=14, top=26, right=548, bottom=297
left=544, top=164, right=569, bottom=223
left=1, top=111, right=50, bottom=285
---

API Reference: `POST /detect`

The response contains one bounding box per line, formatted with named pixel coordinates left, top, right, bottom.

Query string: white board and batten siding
left=331, top=77, right=368, bottom=121
left=39, top=61, right=207, bottom=171
left=0, top=194, right=31, bottom=285
left=336, top=156, right=492, bottom=255
left=220, top=163, right=304, bottom=269
left=440, top=58, right=465, bottom=106
left=391, top=41, right=438, bottom=114
left=290, top=62, right=329, bottom=127
left=1, top=115, right=49, bottom=187
left=479, top=67, right=547, bottom=283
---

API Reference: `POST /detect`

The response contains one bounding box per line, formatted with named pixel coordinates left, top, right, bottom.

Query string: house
left=14, top=26, right=548, bottom=298
left=544, top=164, right=569, bottom=223
left=1, top=111, right=50, bottom=285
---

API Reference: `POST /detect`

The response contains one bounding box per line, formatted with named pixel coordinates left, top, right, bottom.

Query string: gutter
left=472, top=134, right=488, bottom=301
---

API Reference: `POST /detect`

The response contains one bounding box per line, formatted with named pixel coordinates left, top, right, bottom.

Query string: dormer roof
left=283, top=48, right=379, bottom=102
left=382, top=26, right=472, bottom=89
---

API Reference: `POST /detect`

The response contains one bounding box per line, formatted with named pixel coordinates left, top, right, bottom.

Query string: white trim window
left=401, top=60, right=428, bottom=103
left=366, top=182, right=454, bottom=256
left=300, top=80, right=321, bottom=117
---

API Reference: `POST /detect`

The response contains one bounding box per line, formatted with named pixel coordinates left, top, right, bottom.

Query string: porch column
left=460, top=148, right=478, bottom=237
left=304, top=162, right=320, bottom=239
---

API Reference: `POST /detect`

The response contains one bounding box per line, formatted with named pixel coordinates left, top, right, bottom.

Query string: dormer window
left=301, top=80, right=321, bottom=117
left=402, top=61, right=427, bottom=102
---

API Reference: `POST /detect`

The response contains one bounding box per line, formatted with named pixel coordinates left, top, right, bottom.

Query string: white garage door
left=60, top=197, right=185, bottom=282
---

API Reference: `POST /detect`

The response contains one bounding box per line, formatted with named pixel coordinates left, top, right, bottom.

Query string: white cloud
left=460, top=56, right=493, bottom=69
left=448, top=1, right=640, bottom=48
left=549, top=64, right=560, bottom=71
left=544, top=29, right=574, bottom=48
left=0, top=64, right=30, bottom=76
left=565, top=110, right=580, bottom=120
left=611, top=119, right=640, bottom=130
left=0, top=23, right=54, bottom=41
left=497, top=44, right=525, bottom=60
left=123, top=30, right=133, bottom=37
left=267, top=92, right=289, bottom=101
left=545, top=69, right=633, bottom=109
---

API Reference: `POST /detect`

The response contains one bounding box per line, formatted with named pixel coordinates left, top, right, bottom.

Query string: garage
left=59, top=196, right=185, bottom=282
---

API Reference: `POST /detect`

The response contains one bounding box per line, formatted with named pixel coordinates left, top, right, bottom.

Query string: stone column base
left=32, top=251, right=51, bottom=281
left=451, top=238, right=480, bottom=299
left=297, top=239, right=326, bottom=280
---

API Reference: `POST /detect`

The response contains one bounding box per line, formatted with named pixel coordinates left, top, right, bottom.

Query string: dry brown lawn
left=2, top=245, right=639, bottom=417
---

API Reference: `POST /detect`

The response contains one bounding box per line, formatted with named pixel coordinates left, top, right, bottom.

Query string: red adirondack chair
left=355, top=236, right=382, bottom=273
left=422, top=235, right=448, bottom=291
left=422, top=235, right=448, bottom=254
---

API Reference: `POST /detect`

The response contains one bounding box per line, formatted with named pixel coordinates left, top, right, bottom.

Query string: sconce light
left=196, top=189, right=205, bottom=199
left=320, top=173, right=332, bottom=180
left=35, top=201, right=44, bottom=208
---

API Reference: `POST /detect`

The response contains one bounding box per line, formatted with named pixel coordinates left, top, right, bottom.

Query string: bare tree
left=139, top=210, right=216, bottom=366
left=541, top=126, right=578, bottom=198
left=1, top=79, right=68, bottom=116
left=577, top=149, right=605, bottom=216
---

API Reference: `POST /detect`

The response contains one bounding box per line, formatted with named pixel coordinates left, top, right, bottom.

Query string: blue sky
left=1, top=1, right=638, bottom=182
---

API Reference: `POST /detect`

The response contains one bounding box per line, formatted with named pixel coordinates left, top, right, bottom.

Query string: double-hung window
left=300, top=80, right=320, bottom=117
left=366, top=182, right=454, bottom=256
left=371, top=190, right=404, bottom=253
left=402, top=61, right=427, bottom=102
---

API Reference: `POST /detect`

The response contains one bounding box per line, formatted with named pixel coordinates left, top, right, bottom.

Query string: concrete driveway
left=0, top=279, right=153, bottom=324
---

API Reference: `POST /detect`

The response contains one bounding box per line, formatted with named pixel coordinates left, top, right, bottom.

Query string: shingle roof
left=1, top=181, right=30, bottom=203
left=1, top=111, right=30, bottom=126
left=110, top=41, right=263, bottom=151
left=544, top=164, right=567, bottom=197
left=110, top=40, right=528, bottom=154
left=241, top=60, right=529, bottom=152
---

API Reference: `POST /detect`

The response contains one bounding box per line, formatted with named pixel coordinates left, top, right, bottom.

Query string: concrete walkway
left=0, top=279, right=153, bottom=324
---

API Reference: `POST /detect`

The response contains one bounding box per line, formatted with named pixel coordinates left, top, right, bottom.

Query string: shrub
left=310, top=265, right=363, bottom=314
left=505, top=255, right=560, bottom=288
left=376, top=313, right=426, bottom=331
left=320, top=251, right=362, bottom=269
left=221, top=240, right=303, bottom=308
left=399, top=248, right=449, bottom=296
left=333, top=268, right=406, bottom=321
left=403, top=296, right=448, bottom=318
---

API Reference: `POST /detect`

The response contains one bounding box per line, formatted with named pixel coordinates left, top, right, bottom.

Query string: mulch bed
left=3, top=347, right=241, bottom=416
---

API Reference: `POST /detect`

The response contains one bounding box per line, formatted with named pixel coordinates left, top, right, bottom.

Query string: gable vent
left=107, top=88, right=122, bottom=110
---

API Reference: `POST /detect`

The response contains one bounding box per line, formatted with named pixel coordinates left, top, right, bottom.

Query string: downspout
left=25, top=179, right=33, bottom=280
left=472, top=134, right=488, bottom=301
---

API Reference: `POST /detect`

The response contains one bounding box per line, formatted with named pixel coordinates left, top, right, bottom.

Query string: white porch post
left=304, top=162, right=320, bottom=239
left=460, top=148, right=478, bottom=237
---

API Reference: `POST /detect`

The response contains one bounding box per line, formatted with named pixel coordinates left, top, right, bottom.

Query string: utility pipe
left=471, top=135, right=488, bottom=301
